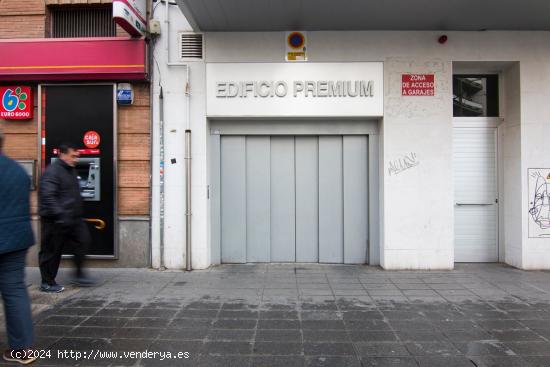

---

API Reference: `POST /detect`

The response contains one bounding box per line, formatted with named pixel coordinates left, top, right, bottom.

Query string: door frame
left=453, top=116, right=502, bottom=262
left=38, top=83, right=119, bottom=260
left=208, top=119, right=380, bottom=265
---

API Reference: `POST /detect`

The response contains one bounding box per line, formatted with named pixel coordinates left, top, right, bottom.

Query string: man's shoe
left=70, top=276, right=99, bottom=287
left=3, top=349, right=37, bottom=365
left=40, top=283, right=64, bottom=293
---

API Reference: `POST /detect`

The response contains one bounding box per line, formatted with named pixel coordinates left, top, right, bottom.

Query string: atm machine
left=41, top=85, right=116, bottom=258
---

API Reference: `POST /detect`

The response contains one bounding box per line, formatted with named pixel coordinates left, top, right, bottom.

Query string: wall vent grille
left=50, top=7, right=116, bottom=38
left=179, top=33, right=204, bottom=59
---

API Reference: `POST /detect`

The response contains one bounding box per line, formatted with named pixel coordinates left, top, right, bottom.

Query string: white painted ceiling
left=174, top=0, right=550, bottom=32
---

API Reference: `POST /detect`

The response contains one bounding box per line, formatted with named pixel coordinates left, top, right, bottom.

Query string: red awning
left=0, top=37, right=147, bottom=81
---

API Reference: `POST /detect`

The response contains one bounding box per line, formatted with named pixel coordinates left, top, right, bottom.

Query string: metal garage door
left=220, top=135, right=369, bottom=264
left=454, top=127, right=498, bottom=262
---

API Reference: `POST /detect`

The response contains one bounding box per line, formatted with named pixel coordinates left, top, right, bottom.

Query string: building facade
left=150, top=1, right=550, bottom=270
left=2, top=1, right=550, bottom=271
left=0, top=0, right=151, bottom=267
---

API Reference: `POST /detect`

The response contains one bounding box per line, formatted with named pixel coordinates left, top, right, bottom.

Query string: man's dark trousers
left=39, top=220, right=89, bottom=285
left=0, top=248, right=33, bottom=350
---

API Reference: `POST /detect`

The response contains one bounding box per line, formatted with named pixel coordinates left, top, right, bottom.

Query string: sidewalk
left=1, top=263, right=550, bottom=366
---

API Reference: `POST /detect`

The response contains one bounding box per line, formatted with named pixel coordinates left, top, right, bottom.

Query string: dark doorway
left=42, top=84, right=116, bottom=257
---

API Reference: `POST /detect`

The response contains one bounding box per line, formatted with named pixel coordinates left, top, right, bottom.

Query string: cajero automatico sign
left=207, top=63, right=383, bottom=117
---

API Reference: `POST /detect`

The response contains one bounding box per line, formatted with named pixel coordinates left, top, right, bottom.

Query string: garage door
left=220, top=135, right=369, bottom=264
left=453, top=127, right=498, bottom=262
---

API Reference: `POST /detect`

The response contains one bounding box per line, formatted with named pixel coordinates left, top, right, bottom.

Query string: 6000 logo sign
left=0, top=86, right=33, bottom=120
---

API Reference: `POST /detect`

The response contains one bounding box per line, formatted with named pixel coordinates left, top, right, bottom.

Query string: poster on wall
left=528, top=168, right=550, bottom=238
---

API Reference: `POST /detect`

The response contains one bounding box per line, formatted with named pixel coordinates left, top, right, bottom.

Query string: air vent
left=50, top=6, right=116, bottom=38
left=179, top=33, right=204, bottom=60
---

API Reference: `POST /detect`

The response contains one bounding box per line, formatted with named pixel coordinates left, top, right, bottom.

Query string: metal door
left=454, top=127, right=498, bottom=262
left=220, top=135, right=368, bottom=264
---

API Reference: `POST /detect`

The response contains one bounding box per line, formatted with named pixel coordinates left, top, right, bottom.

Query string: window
left=49, top=6, right=117, bottom=38
left=453, top=75, right=499, bottom=117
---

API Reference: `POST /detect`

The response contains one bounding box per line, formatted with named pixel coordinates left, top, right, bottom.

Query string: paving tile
left=205, top=341, right=253, bottom=355
left=301, top=311, right=342, bottom=320
left=134, top=308, right=178, bottom=318
left=395, top=330, right=448, bottom=342
left=259, top=310, right=299, bottom=319
left=302, top=320, right=345, bottom=330
left=252, top=342, right=303, bottom=355
left=198, top=355, right=252, bottom=367
left=53, top=307, right=99, bottom=316
left=38, top=315, right=87, bottom=326
left=159, top=327, right=210, bottom=340
left=489, top=330, right=545, bottom=342
left=170, top=318, right=215, bottom=329
left=66, top=326, right=118, bottom=338
left=303, top=330, right=350, bottom=342
left=523, top=356, right=550, bottom=367
left=388, top=320, right=437, bottom=331
left=255, top=329, right=302, bottom=342
left=94, top=307, right=139, bottom=317
left=344, top=319, right=392, bottom=331
left=360, top=357, right=419, bottom=366
left=207, top=329, right=255, bottom=342
left=258, top=319, right=300, bottom=329
left=404, top=342, right=461, bottom=356
left=414, top=355, right=476, bottom=367
left=476, top=320, right=527, bottom=331
left=124, top=317, right=171, bottom=328
left=219, top=310, right=260, bottom=319
left=303, top=342, right=356, bottom=356
left=250, top=356, right=305, bottom=367
left=453, top=341, right=516, bottom=356
left=112, top=327, right=164, bottom=339
left=354, top=342, right=409, bottom=357
left=468, top=355, right=534, bottom=367
left=81, top=316, right=129, bottom=328
left=305, top=356, right=361, bottom=367
left=443, top=329, right=493, bottom=342
left=504, top=341, right=550, bottom=356
left=349, top=331, right=397, bottom=342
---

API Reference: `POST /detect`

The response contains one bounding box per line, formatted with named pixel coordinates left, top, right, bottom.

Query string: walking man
left=0, top=130, right=37, bottom=364
left=38, top=143, right=96, bottom=292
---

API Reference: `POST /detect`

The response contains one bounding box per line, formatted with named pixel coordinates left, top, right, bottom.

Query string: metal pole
left=185, top=128, right=191, bottom=271
left=159, top=86, right=166, bottom=270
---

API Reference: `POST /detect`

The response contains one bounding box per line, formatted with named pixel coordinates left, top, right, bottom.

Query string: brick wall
left=0, top=0, right=46, bottom=39
left=0, top=1, right=151, bottom=217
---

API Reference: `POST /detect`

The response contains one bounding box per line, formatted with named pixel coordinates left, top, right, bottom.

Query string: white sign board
left=206, top=62, right=383, bottom=117
left=113, top=0, right=146, bottom=37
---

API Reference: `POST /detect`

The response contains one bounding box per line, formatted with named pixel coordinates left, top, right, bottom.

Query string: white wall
left=153, top=10, right=550, bottom=269
left=150, top=3, right=208, bottom=269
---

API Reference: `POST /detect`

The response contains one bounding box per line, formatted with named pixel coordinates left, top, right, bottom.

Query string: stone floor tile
left=360, top=357, right=419, bottom=367
left=354, top=342, right=410, bottom=357
left=303, top=342, right=356, bottom=356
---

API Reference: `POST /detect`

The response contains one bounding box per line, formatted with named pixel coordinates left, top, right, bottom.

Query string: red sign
left=53, top=148, right=100, bottom=155
left=83, top=131, right=101, bottom=148
left=402, top=74, right=435, bottom=96
left=78, top=149, right=101, bottom=155
left=0, top=86, right=32, bottom=119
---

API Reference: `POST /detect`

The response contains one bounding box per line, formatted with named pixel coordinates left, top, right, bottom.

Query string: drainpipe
left=164, top=0, right=192, bottom=270
left=185, top=66, right=191, bottom=271
left=159, top=86, right=166, bottom=270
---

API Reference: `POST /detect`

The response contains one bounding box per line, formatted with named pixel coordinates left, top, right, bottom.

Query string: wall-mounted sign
left=286, top=31, right=307, bottom=62
left=117, top=83, right=134, bottom=105
left=83, top=131, right=101, bottom=149
left=113, top=0, right=146, bottom=37
left=402, top=74, right=435, bottom=96
left=207, top=63, right=383, bottom=117
left=0, top=86, right=32, bottom=120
